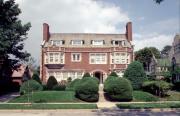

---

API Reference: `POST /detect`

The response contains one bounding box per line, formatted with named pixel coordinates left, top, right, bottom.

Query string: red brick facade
left=40, top=22, right=134, bottom=84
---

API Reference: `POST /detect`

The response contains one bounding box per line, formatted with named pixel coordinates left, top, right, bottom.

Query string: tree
left=46, top=76, right=58, bottom=90
left=161, top=45, right=172, bottom=57
left=154, top=0, right=164, bottom=4
left=32, top=72, right=41, bottom=84
left=149, top=47, right=161, bottom=59
left=124, top=61, right=147, bottom=90
left=135, top=47, right=153, bottom=71
left=0, top=0, right=31, bottom=78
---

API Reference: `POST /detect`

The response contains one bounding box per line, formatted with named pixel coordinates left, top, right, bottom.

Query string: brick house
left=40, top=22, right=134, bottom=84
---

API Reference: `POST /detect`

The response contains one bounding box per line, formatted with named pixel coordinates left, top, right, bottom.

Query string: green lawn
left=0, top=104, right=97, bottom=109
left=9, top=91, right=81, bottom=103
left=160, top=91, right=180, bottom=101
left=117, top=102, right=180, bottom=109
left=133, top=91, right=159, bottom=102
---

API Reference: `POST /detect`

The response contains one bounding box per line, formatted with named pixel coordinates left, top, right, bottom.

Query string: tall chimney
left=126, top=22, right=132, bottom=42
left=43, top=23, right=49, bottom=42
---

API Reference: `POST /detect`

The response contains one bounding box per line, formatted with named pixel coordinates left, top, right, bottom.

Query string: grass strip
left=117, top=102, right=180, bottom=109
left=0, top=104, right=97, bottom=109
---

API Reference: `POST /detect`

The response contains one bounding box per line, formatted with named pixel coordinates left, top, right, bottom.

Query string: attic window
left=71, top=40, right=84, bottom=45
left=91, top=40, right=104, bottom=45
left=112, top=40, right=125, bottom=46
left=51, top=40, right=65, bottom=46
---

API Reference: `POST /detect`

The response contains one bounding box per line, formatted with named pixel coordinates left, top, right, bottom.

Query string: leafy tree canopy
left=161, top=45, right=172, bottom=57
left=0, top=0, right=31, bottom=76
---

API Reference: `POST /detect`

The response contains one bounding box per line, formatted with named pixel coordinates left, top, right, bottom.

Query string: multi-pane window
left=92, top=40, right=104, bottom=45
left=45, top=52, right=64, bottom=64
left=48, top=72, right=63, bottom=82
left=51, top=40, right=65, bottom=46
left=71, top=40, right=84, bottom=45
left=71, top=53, right=81, bottom=62
left=112, top=40, right=125, bottom=46
left=90, top=53, right=107, bottom=64
left=111, top=52, right=128, bottom=64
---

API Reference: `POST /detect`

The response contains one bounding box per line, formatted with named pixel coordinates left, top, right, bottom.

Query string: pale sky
left=15, top=0, right=180, bottom=63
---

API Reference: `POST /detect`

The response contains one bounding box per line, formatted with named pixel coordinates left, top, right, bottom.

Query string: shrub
left=142, top=80, right=172, bottom=97
left=81, top=76, right=99, bottom=84
left=75, top=79, right=99, bottom=102
left=66, top=79, right=81, bottom=91
left=133, top=91, right=159, bottom=101
left=109, top=72, right=118, bottom=77
left=20, top=80, right=43, bottom=95
left=124, top=61, right=147, bottom=90
left=46, top=76, right=58, bottom=90
left=82, top=72, right=91, bottom=78
left=104, top=77, right=133, bottom=101
left=32, top=73, right=41, bottom=84
left=52, top=84, right=66, bottom=91
left=67, top=77, right=72, bottom=83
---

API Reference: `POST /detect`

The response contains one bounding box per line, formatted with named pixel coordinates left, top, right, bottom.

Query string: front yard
left=9, top=91, right=81, bottom=103
left=0, top=103, right=97, bottom=109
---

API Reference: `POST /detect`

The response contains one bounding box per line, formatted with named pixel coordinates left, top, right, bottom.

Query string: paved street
left=0, top=109, right=179, bottom=116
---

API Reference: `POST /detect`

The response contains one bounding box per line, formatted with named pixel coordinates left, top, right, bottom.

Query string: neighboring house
left=149, top=56, right=171, bottom=79
left=40, top=22, right=134, bottom=84
left=11, top=65, right=33, bottom=85
left=169, top=34, right=180, bottom=67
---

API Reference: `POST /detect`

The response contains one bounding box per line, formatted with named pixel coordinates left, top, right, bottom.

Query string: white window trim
left=92, top=40, right=104, bottom=45
left=71, top=53, right=81, bottom=62
left=110, top=52, right=129, bottom=64
left=89, top=53, right=107, bottom=64
left=71, top=40, right=83, bottom=45
left=45, top=52, right=65, bottom=64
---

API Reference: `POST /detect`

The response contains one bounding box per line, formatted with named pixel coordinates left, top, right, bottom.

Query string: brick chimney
left=43, top=23, right=50, bottom=42
left=126, top=22, right=132, bottom=42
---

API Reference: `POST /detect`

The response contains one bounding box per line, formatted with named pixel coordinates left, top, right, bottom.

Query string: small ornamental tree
left=46, top=76, right=58, bottom=90
left=109, top=71, right=118, bottom=77
left=82, top=72, right=91, bottom=78
left=32, top=73, right=41, bottom=84
left=20, top=80, right=43, bottom=95
left=124, top=61, right=147, bottom=90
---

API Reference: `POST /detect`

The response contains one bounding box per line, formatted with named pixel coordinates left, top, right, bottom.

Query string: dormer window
left=112, top=40, right=125, bottom=46
left=91, top=40, right=104, bottom=45
left=51, top=40, right=65, bottom=46
left=71, top=40, right=84, bottom=45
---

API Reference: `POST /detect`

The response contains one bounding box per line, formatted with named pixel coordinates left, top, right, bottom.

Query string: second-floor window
left=111, top=52, right=128, bottom=64
left=71, top=40, right=84, bottom=45
left=89, top=53, right=107, bottom=64
left=71, top=53, right=81, bottom=62
left=45, top=52, right=64, bottom=64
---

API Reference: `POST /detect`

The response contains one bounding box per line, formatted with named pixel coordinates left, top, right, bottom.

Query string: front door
left=94, top=71, right=103, bottom=84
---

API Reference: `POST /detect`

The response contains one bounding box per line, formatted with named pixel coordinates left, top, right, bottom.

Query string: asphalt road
left=0, top=109, right=179, bottom=116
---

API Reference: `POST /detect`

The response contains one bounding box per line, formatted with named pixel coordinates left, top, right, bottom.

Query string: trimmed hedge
left=52, top=84, right=66, bottom=91
left=133, top=91, right=159, bottom=101
left=142, top=80, right=172, bottom=97
left=46, top=76, right=58, bottom=90
left=20, top=80, right=43, bottom=95
left=109, top=72, right=118, bottom=77
left=66, top=79, right=81, bottom=91
left=104, top=76, right=133, bottom=101
left=82, top=72, right=91, bottom=78
left=75, top=78, right=99, bottom=102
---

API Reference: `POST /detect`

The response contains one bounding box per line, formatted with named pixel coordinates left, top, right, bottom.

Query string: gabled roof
left=156, top=58, right=171, bottom=67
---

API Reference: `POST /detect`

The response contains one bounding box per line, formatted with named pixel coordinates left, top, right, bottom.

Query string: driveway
left=0, top=92, right=20, bottom=102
